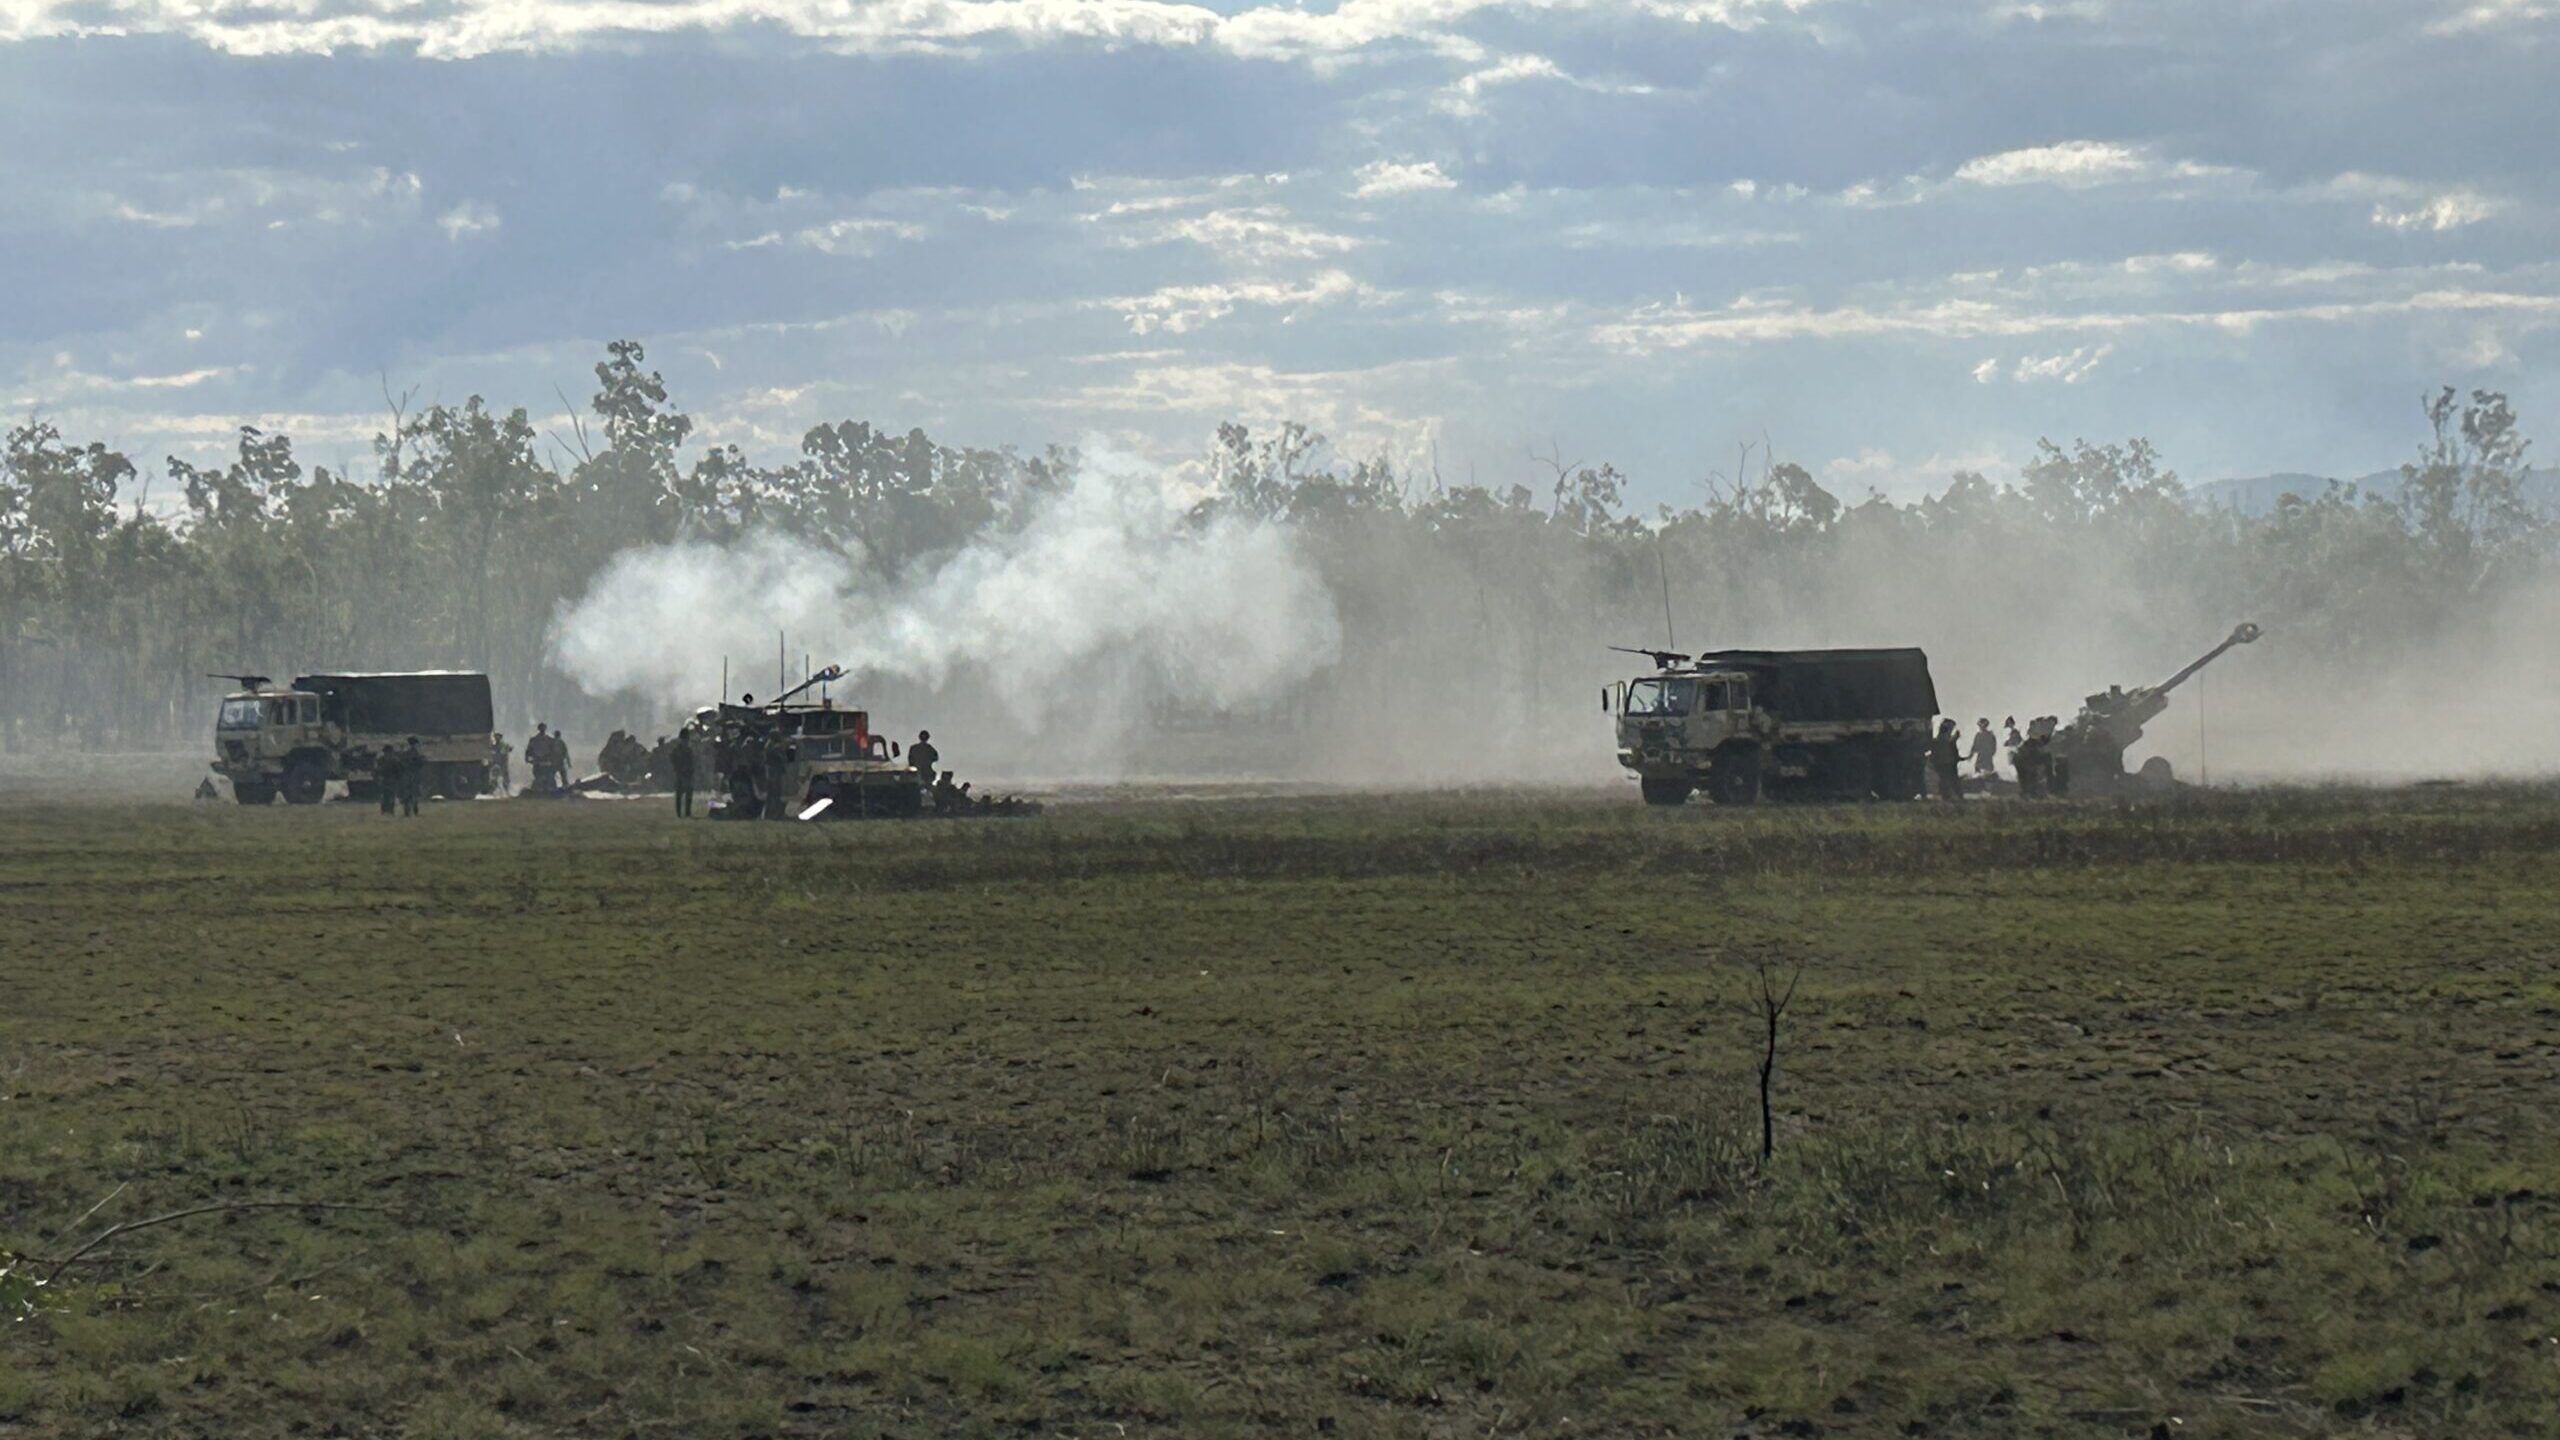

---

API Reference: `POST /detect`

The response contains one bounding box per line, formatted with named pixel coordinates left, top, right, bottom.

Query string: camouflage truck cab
left=1609, top=648, right=1937, bottom=805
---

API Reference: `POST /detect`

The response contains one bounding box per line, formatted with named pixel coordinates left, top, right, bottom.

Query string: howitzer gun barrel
left=768, top=664, right=847, bottom=708
left=2152, top=622, right=2263, bottom=699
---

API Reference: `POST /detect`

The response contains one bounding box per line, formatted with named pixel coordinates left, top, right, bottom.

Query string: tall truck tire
left=233, top=780, right=276, bottom=805
left=1707, top=750, right=1762, bottom=806
left=281, top=759, right=329, bottom=805
left=1639, top=777, right=1694, bottom=806
left=1828, top=743, right=1876, bottom=802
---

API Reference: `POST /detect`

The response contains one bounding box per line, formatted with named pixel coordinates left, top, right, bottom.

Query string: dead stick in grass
left=41, top=1201, right=390, bottom=1286
left=1752, top=960, right=1803, bottom=1163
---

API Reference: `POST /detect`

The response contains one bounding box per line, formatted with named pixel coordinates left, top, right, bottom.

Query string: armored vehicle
left=2052, top=622, right=2262, bottom=794
left=210, top=671, right=495, bottom=805
left=1607, top=647, right=1938, bottom=805
left=706, top=668, right=925, bottom=819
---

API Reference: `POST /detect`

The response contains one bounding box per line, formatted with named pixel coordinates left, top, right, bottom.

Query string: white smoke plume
left=547, top=446, right=1342, bottom=752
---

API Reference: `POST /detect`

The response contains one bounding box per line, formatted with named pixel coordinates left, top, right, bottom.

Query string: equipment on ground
left=2052, top=623, right=2263, bottom=794
left=1605, top=647, right=1938, bottom=805
left=209, top=671, right=496, bottom=805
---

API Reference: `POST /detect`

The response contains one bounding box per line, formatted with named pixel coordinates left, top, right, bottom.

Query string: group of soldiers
left=372, top=737, right=431, bottom=817
left=1926, top=715, right=2075, bottom=799
left=516, top=725, right=573, bottom=795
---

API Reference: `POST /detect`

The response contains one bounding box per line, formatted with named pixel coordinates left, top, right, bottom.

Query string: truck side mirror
left=892, top=741, right=902, bottom=758
left=1600, top=687, right=1610, bottom=713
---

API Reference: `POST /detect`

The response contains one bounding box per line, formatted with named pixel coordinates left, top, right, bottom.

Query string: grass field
left=6, top=786, right=2560, bottom=1438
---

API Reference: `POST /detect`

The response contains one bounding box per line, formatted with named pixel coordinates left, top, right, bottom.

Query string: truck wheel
left=1708, top=754, right=1762, bottom=806
left=445, top=765, right=487, bottom=800
left=233, top=781, right=276, bottom=806
left=281, top=762, right=327, bottom=806
left=1878, top=746, right=1926, bottom=802
left=1639, top=778, right=1693, bottom=807
left=1830, top=745, right=1876, bottom=802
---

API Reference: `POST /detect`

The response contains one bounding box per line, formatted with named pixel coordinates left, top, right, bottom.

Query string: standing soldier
left=491, top=732, right=514, bottom=796
left=1929, top=719, right=1963, bottom=800
left=375, top=746, right=401, bottom=816
left=400, top=737, right=427, bottom=817
left=669, top=724, right=697, bottom=818
left=910, top=729, right=940, bottom=783
left=1970, top=718, right=1999, bottom=780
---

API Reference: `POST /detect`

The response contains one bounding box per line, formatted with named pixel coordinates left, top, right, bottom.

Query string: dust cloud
left=549, top=446, right=1343, bottom=773
left=549, top=446, right=2554, bottom=789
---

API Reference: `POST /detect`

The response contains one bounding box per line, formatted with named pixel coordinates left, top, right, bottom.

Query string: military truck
left=704, top=668, right=927, bottom=819
left=1606, top=647, right=1939, bottom=805
left=210, top=671, right=495, bottom=805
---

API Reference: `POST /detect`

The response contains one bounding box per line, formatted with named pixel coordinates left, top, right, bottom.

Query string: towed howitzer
left=2056, top=622, right=2263, bottom=789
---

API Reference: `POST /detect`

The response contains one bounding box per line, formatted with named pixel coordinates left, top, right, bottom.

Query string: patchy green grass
left=5, top=786, right=2560, bottom=1438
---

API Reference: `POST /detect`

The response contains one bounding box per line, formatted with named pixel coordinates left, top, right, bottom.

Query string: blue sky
left=3, top=0, right=2554, bottom=507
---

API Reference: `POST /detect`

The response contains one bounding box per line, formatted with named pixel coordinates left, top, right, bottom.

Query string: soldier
left=528, top=723, right=555, bottom=795
left=491, top=732, right=515, bottom=795
left=933, top=769, right=960, bottom=815
left=400, top=737, right=427, bottom=816
left=1970, top=718, right=1998, bottom=779
left=669, top=724, right=697, bottom=818
left=375, top=747, right=402, bottom=815
left=2003, top=716, right=2023, bottom=753
left=910, top=729, right=939, bottom=782
left=1929, top=719, right=1963, bottom=800
left=2014, top=727, right=2049, bottom=799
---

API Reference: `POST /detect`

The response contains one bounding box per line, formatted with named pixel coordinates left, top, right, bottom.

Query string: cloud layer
left=3, top=0, right=2556, bottom=499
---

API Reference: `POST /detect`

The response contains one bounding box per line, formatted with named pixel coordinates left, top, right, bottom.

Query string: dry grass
left=4, top=785, right=2559, bottom=1437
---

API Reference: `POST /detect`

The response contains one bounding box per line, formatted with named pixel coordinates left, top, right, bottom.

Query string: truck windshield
left=218, top=697, right=264, bottom=730
left=1623, top=678, right=1699, bottom=716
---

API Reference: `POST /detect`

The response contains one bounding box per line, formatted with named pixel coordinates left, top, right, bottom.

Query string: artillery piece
left=2053, top=622, right=2262, bottom=794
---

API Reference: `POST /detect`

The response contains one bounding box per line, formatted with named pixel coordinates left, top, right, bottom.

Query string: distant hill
left=2191, top=468, right=2558, bottom=517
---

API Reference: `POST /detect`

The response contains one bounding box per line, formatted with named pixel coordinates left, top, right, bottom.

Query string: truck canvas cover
left=1694, top=649, right=1938, bottom=724
left=293, top=672, right=494, bottom=737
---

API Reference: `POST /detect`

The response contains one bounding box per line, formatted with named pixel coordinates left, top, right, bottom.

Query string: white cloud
left=1435, top=49, right=1655, bottom=117
left=795, top=216, right=928, bottom=255
left=436, top=201, right=500, bottom=240
left=1097, top=269, right=1375, bottom=334
left=2371, top=192, right=2506, bottom=232
left=2010, top=342, right=2113, bottom=383
left=1104, top=205, right=1363, bottom=264
left=1352, top=159, right=1458, bottom=198
left=0, top=0, right=1813, bottom=60
left=2429, top=0, right=2559, bottom=33
left=1971, top=357, right=2000, bottom=383
left=1594, top=270, right=2560, bottom=354
left=1954, top=139, right=2235, bottom=189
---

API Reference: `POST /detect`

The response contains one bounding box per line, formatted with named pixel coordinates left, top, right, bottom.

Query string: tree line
left=0, top=338, right=2542, bottom=756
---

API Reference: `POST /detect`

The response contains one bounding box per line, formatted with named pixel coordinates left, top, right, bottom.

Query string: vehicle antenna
left=1655, top=537, right=1676, bottom=651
